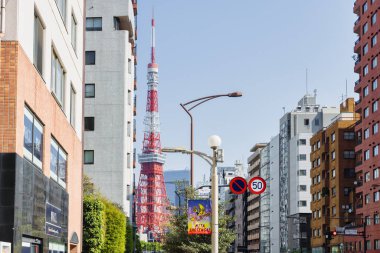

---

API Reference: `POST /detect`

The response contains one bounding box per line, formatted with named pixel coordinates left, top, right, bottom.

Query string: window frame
left=85, top=51, right=96, bottom=65
left=85, top=83, right=95, bottom=98
left=86, top=17, right=102, bottom=31
left=50, top=138, right=67, bottom=188
left=71, top=13, right=77, bottom=53
left=51, top=49, right=66, bottom=107
left=24, top=106, right=44, bottom=169
left=84, top=117, right=95, bottom=131
left=84, top=150, right=94, bottom=164
left=34, top=12, right=44, bottom=76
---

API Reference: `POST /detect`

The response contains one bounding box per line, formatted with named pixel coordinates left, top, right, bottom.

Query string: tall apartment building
left=353, top=0, right=380, bottom=251
left=247, top=143, right=266, bottom=253
left=0, top=0, right=84, bottom=252
left=279, top=93, right=340, bottom=252
left=164, top=169, right=190, bottom=208
left=259, top=144, right=270, bottom=253
left=269, top=135, right=280, bottom=253
left=310, top=98, right=359, bottom=253
left=83, top=0, right=137, bottom=217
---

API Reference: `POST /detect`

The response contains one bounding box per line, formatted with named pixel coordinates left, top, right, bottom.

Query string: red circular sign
left=229, top=177, right=247, bottom=194
left=248, top=177, right=266, bottom=194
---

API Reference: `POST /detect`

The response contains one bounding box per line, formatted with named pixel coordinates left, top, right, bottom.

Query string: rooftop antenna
left=306, top=68, right=308, bottom=95
left=282, top=107, right=286, bottom=115
left=345, top=79, right=348, bottom=99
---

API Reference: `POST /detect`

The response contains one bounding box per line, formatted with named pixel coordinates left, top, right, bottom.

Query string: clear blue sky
left=135, top=0, right=358, bottom=185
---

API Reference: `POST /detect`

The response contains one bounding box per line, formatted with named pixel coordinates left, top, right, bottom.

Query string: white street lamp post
left=208, top=135, right=222, bottom=253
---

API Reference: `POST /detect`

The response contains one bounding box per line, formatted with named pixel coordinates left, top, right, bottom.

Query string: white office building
left=278, top=93, right=339, bottom=252
left=83, top=0, right=137, bottom=217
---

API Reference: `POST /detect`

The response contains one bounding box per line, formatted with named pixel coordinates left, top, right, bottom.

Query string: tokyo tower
left=136, top=16, right=170, bottom=240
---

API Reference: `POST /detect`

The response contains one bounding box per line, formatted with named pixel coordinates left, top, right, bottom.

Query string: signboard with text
left=45, top=202, right=62, bottom=237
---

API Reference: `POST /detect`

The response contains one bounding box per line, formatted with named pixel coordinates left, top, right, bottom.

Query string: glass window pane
left=85, top=84, right=95, bottom=97
left=33, top=119, right=43, bottom=167
left=58, top=149, right=67, bottom=185
left=84, top=150, right=94, bottom=164
left=94, top=18, right=102, bottom=29
left=50, top=140, right=59, bottom=180
left=24, top=108, right=34, bottom=160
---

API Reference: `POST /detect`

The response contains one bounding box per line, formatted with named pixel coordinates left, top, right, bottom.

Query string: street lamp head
left=208, top=135, right=222, bottom=149
left=228, top=91, right=243, bottom=97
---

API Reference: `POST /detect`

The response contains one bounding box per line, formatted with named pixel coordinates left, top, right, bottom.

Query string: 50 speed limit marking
left=248, top=177, right=266, bottom=194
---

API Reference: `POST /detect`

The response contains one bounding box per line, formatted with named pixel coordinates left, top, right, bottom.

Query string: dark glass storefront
left=0, top=153, right=68, bottom=253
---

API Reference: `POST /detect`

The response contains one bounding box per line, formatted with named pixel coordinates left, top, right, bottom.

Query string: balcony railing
left=355, top=79, right=361, bottom=86
left=354, top=17, right=360, bottom=26
left=355, top=37, right=361, bottom=45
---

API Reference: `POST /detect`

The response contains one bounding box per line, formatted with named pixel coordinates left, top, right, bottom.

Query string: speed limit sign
left=248, top=177, right=266, bottom=194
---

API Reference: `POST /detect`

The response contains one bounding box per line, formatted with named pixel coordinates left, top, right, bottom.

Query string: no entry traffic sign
left=248, top=177, right=266, bottom=194
left=229, top=177, right=247, bottom=194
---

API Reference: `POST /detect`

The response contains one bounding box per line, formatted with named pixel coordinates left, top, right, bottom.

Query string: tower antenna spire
left=151, top=9, right=156, bottom=64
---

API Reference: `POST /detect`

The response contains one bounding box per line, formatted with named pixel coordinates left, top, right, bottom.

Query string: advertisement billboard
left=187, top=200, right=212, bottom=235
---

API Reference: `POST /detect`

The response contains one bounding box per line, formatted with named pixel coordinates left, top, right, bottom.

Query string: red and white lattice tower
left=136, top=17, right=169, bottom=240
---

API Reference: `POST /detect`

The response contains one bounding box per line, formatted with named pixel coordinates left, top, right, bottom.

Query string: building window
left=71, top=14, right=77, bottom=53
left=298, top=139, right=306, bottom=145
left=373, top=101, right=378, bottom=112
left=372, top=13, right=377, bottom=25
left=34, top=13, right=44, bottom=75
left=314, top=118, right=320, bottom=126
left=374, top=145, right=379, bottom=156
left=344, top=187, right=350, bottom=196
left=113, top=17, right=121, bottom=30
left=332, top=169, right=336, bottom=178
left=374, top=191, right=380, bottom=202
left=298, top=170, right=307, bottom=176
left=365, top=194, right=370, bottom=204
left=331, top=151, right=336, bottom=160
left=127, top=153, right=131, bottom=168
left=374, top=168, right=379, bottom=179
left=51, top=50, right=65, bottom=106
left=366, top=240, right=371, bottom=250
left=331, top=132, right=336, bottom=142
left=364, top=23, right=369, bottom=34
left=363, top=2, right=368, bottom=13
left=373, top=57, right=378, bottom=69
left=364, top=86, right=369, bottom=97
left=364, top=149, right=369, bottom=161
left=332, top=206, right=336, bottom=216
left=85, top=51, right=96, bottom=65
left=375, top=239, right=380, bottom=250
left=317, top=141, right=321, bottom=149
left=364, top=107, right=369, bottom=118
left=373, top=79, right=378, bottom=90
left=373, top=122, right=379, bottom=134
left=298, top=185, right=307, bottom=192
left=84, top=150, right=94, bottom=164
left=298, top=154, right=307, bottom=161
left=344, top=132, right=355, bottom=140
left=375, top=214, right=380, bottom=225
left=55, top=0, right=66, bottom=23
left=364, top=43, right=369, bottom=55
left=332, top=187, right=336, bottom=196
left=298, top=201, right=307, bottom=207
left=85, top=83, right=95, bottom=98
left=365, top=128, right=370, bottom=139
left=128, top=58, right=132, bottom=74
left=372, top=35, right=378, bottom=47
left=304, top=119, right=309, bottom=126
left=128, top=90, right=132, bottom=105
left=84, top=117, right=95, bottom=131
left=364, top=65, right=369, bottom=76
left=366, top=216, right=371, bottom=226
left=343, top=150, right=355, bottom=159
left=86, top=17, right=102, bottom=31
left=127, top=121, right=131, bottom=137
left=24, top=107, right=43, bottom=168
left=344, top=168, right=355, bottom=178
left=50, top=138, right=67, bottom=188
left=365, top=172, right=371, bottom=182
left=70, top=85, right=76, bottom=127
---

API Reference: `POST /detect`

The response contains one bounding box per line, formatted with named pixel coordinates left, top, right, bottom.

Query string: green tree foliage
left=140, top=241, right=163, bottom=251
left=102, top=199, right=127, bottom=253
left=162, top=187, right=235, bottom=253
left=83, top=175, right=127, bottom=253
left=125, top=219, right=134, bottom=253
left=83, top=195, right=106, bottom=253
left=135, top=235, right=142, bottom=253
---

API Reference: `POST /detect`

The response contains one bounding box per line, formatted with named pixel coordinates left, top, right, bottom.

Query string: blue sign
left=229, top=177, right=247, bottom=194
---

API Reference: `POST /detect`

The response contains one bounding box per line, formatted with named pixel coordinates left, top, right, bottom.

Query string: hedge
left=83, top=195, right=106, bottom=253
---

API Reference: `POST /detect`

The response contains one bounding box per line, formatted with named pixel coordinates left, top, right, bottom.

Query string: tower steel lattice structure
left=136, top=17, right=169, bottom=240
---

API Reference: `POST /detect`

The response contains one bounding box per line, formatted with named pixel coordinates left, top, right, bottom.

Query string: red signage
left=229, top=177, right=247, bottom=194
left=248, top=177, right=266, bottom=194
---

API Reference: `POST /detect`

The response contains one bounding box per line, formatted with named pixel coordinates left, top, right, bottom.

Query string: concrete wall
left=84, top=0, right=135, bottom=216
left=269, top=135, right=280, bottom=253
